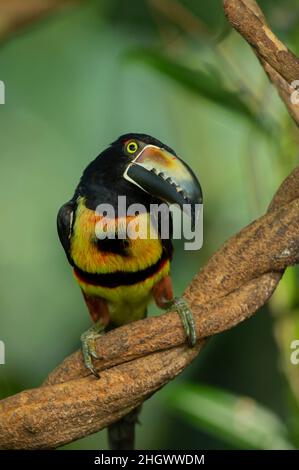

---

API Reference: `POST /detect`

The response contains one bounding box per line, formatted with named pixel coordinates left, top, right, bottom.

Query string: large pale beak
left=123, top=145, right=203, bottom=229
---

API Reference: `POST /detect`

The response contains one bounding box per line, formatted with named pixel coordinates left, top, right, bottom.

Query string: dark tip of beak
left=127, top=163, right=203, bottom=231
left=127, top=164, right=185, bottom=203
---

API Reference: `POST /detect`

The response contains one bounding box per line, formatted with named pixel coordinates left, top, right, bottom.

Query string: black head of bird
left=76, top=133, right=202, bottom=227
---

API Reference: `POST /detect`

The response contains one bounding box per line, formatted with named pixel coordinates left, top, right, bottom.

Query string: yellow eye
left=126, top=140, right=138, bottom=154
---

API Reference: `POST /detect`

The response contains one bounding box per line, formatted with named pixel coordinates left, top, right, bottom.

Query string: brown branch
left=0, top=0, right=78, bottom=42
left=1, top=0, right=299, bottom=450
left=223, top=0, right=299, bottom=126
left=0, top=165, right=299, bottom=449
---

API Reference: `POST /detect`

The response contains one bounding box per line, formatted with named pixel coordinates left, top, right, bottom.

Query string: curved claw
left=81, top=340, right=99, bottom=377
left=80, top=321, right=105, bottom=378
left=165, top=297, right=197, bottom=347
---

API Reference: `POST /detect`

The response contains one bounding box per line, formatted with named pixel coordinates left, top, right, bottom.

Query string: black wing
left=162, top=237, right=173, bottom=261
left=57, top=200, right=76, bottom=265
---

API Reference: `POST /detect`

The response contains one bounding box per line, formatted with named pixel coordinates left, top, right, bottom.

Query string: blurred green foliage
left=166, top=384, right=293, bottom=449
left=0, top=0, right=299, bottom=450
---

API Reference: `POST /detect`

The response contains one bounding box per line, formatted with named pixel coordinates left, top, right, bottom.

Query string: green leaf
left=128, top=49, right=270, bottom=133
left=166, top=384, right=294, bottom=449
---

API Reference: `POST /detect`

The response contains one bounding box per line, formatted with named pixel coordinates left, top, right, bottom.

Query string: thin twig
left=223, top=0, right=299, bottom=127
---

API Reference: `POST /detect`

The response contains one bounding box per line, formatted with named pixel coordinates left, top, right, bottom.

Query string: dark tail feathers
left=108, top=406, right=141, bottom=450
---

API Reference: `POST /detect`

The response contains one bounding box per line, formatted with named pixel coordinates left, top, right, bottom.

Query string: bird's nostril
left=178, top=188, right=187, bottom=198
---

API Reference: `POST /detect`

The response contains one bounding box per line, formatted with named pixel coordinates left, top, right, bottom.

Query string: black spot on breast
left=95, top=237, right=130, bottom=256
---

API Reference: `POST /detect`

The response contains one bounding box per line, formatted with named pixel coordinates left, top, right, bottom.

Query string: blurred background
left=0, top=0, right=299, bottom=450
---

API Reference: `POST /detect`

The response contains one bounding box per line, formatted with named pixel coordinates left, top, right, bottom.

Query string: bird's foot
left=165, top=297, right=196, bottom=347
left=80, top=320, right=106, bottom=377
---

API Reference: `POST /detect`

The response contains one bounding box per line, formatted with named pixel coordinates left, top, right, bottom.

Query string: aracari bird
left=57, top=133, right=202, bottom=449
